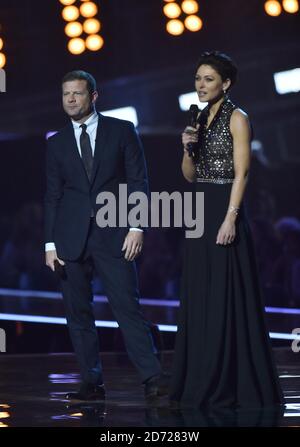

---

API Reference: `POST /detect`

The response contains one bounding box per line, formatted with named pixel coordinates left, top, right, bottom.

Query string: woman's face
left=195, top=64, right=230, bottom=103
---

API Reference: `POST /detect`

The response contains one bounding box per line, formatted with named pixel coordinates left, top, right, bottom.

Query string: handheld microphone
left=186, top=104, right=200, bottom=157
left=54, top=259, right=67, bottom=280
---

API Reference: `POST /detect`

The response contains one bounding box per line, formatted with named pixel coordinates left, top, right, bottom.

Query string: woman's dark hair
left=196, top=51, right=238, bottom=89
left=62, top=70, right=97, bottom=96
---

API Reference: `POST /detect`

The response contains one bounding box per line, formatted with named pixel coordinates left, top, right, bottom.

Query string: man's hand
left=45, top=250, right=65, bottom=271
left=122, top=231, right=144, bottom=261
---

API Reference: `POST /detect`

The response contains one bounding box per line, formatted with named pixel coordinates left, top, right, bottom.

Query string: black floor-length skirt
left=170, top=182, right=283, bottom=409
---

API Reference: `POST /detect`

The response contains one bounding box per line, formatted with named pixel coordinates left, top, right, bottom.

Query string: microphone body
left=186, top=104, right=200, bottom=157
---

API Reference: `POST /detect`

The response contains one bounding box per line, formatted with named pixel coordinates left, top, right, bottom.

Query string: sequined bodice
left=195, top=99, right=237, bottom=184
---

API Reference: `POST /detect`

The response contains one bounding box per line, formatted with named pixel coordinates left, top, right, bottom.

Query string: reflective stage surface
left=0, top=349, right=299, bottom=428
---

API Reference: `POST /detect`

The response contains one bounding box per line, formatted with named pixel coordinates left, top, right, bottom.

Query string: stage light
left=282, top=0, right=299, bottom=13
left=264, top=0, right=282, bottom=16
left=184, top=15, right=203, bottom=31
left=68, top=37, right=85, bottom=54
left=46, top=131, right=58, bottom=140
left=62, top=5, right=80, bottom=21
left=163, top=1, right=203, bottom=35
left=83, top=18, right=101, bottom=34
left=0, top=412, right=9, bottom=419
left=85, top=34, right=104, bottom=51
left=64, top=21, right=83, bottom=37
left=59, top=1, right=104, bottom=54
left=274, top=68, right=300, bottom=94
left=181, top=0, right=199, bottom=14
left=0, top=53, right=6, bottom=69
left=0, top=34, right=6, bottom=69
left=101, top=107, right=138, bottom=127
left=80, top=1, right=98, bottom=18
left=163, top=2, right=182, bottom=19
left=166, top=19, right=184, bottom=35
left=59, top=0, right=76, bottom=5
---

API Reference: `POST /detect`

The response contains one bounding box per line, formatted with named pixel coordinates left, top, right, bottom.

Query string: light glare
left=68, top=37, right=85, bottom=54
left=274, top=68, right=300, bottom=94
left=184, top=15, right=203, bottom=31
left=166, top=19, right=184, bottom=35
left=264, top=0, right=282, bottom=16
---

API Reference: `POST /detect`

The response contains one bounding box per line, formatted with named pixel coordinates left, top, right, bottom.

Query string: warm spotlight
left=282, top=0, right=299, bottom=13
left=83, top=18, right=101, bottom=34
left=184, top=15, right=202, bottom=31
left=0, top=53, right=6, bottom=69
left=264, top=0, right=282, bottom=16
left=59, top=0, right=76, bottom=5
left=62, top=5, right=80, bottom=21
left=0, top=412, right=9, bottom=419
left=65, top=21, right=83, bottom=37
left=0, top=38, right=3, bottom=51
left=163, top=3, right=182, bottom=19
left=80, top=1, right=98, bottom=18
left=181, top=0, right=199, bottom=15
left=166, top=19, right=184, bottom=35
left=85, top=34, right=104, bottom=51
left=68, top=37, right=85, bottom=54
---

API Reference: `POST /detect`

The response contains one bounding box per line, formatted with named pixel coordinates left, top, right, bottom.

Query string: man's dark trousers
left=61, top=218, right=161, bottom=385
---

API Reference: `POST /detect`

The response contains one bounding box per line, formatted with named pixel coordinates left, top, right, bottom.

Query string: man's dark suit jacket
left=44, top=113, right=148, bottom=261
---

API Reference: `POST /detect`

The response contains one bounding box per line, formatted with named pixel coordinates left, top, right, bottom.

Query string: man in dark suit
left=45, top=70, right=166, bottom=401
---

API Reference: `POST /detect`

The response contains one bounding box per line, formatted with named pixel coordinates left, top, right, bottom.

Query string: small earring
left=223, top=89, right=227, bottom=95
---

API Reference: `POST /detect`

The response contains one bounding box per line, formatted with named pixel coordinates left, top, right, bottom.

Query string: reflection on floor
left=0, top=349, right=299, bottom=427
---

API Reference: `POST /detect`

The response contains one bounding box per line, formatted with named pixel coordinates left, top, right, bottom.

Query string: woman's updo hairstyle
left=196, top=51, right=238, bottom=90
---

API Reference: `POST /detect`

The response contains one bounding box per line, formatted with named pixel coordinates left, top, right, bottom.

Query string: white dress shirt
left=45, top=112, right=142, bottom=253
left=72, top=111, right=98, bottom=156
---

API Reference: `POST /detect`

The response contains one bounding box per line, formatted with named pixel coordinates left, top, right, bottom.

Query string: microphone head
left=189, top=104, right=199, bottom=114
left=189, top=104, right=199, bottom=127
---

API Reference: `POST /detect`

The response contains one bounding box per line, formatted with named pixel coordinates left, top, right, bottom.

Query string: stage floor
left=0, top=349, right=299, bottom=428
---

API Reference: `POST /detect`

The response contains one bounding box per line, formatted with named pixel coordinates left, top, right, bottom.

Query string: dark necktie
left=80, top=123, right=93, bottom=181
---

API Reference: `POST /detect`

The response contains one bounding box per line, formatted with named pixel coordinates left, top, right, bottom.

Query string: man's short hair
left=62, top=70, right=97, bottom=96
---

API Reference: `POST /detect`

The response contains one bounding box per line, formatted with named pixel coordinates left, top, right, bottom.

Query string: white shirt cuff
left=45, top=242, right=56, bottom=252
left=45, top=229, right=142, bottom=252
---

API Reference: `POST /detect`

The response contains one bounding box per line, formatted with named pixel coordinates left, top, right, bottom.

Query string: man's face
left=62, top=79, right=98, bottom=121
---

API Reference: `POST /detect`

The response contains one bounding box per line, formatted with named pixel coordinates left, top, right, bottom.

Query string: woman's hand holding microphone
left=182, top=125, right=199, bottom=156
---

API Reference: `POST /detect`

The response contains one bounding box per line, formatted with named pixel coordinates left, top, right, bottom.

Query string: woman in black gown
left=170, top=51, right=283, bottom=409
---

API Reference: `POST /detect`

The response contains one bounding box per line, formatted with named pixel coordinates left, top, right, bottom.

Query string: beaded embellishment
left=195, top=99, right=237, bottom=184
